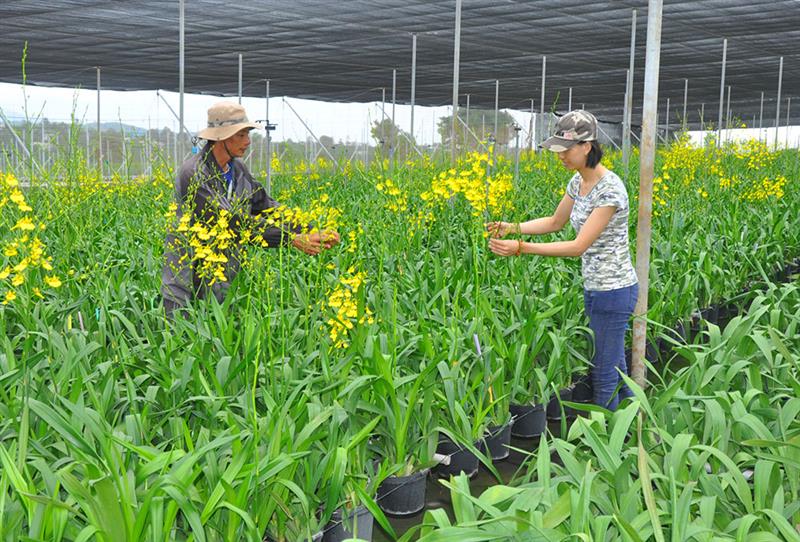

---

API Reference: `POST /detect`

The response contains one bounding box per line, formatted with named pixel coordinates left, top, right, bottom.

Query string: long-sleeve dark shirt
left=161, top=145, right=301, bottom=310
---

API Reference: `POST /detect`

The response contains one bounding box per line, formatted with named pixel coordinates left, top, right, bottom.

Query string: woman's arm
left=488, top=206, right=616, bottom=257
left=488, top=193, right=575, bottom=237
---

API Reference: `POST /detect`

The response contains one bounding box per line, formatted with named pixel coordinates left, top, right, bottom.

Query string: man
left=162, top=101, right=339, bottom=315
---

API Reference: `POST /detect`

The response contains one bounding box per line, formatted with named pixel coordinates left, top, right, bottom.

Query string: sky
left=0, top=82, right=514, bottom=147
left=2, top=81, right=798, bottom=148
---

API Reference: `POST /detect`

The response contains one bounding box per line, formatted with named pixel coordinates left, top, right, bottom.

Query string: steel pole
left=540, top=56, right=547, bottom=141
left=631, top=0, right=663, bottom=389
left=775, top=56, right=783, bottom=150
left=682, top=78, right=688, bottom=132
left=266, top=79, right=272, bottom=194
left=179, top=0, right=185, bottom=157
left=451, top=0, right=463, bottom=164
left=528, top=98, right=534, bottom=150
left=665, top=97, right=670, bottom=143
left=623, top=9, right=636, bottom=165
left=494, top=80, right=499, bottom=137
left=623, top=72, right=630, bottom=162
left=759, top=91, right=764, bottom=142
left=96, top=66, right=102, bottom=176
left=410, top=33, right=417, bottom=142
left=568, top=87, right=573, bottom=112
left=238, top=54, right=243, bottom=104
left=391, top=68, right=397, bottom=166
left=717, top=38, right=727, bottom=147
left=392, top=68, right=397, bottom=131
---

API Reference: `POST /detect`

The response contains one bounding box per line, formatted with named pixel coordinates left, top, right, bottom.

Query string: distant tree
left=370, top=118, right=410, bottom=148
left=319, top=134, right=335, bottom=149
left=437, top=109, right=516, bottom=148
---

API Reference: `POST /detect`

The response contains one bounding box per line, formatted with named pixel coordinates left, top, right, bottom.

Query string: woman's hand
left=293, top=231, right=342, bottom=255
left=485, top=221, right=519, bottom=238
left=488, top=238, right=523, bottom=257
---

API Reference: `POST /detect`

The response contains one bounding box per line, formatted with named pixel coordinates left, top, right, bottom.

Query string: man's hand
left=485, top=221, right=518, bottom=238
left=292, top=230, right=341, bottom=255
left=488, top=238, right=522, bottom=257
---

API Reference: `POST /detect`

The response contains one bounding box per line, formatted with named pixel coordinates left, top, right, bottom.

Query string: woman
left=487, top=110, right=638, bottom=411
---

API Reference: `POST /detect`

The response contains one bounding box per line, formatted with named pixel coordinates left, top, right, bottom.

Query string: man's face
left=222, top=128, right=251, bottom=157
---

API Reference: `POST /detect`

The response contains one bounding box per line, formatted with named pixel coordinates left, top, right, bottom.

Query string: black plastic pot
left=483, top=422, right=513, bottom=461
left=376, top=468, right=429, bottom=517
left=700, top=305, right=720, bottom=325
left=323, top=505, right=373, bottom=542
left=546, top=388, right=573, bottom=420
left=434, top=436, right=479, bottom=478
left=509, top=403, right=546, bottom=438
left=571, top=374, right=593, bottom=402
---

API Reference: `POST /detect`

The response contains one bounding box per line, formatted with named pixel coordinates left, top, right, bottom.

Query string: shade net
left=2, top=0, right=798, bottom=128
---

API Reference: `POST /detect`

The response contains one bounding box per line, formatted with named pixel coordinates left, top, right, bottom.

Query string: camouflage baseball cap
left=541, top=110, right=598, bottom=152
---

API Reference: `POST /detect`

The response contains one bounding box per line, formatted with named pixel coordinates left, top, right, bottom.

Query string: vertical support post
left=494, top=80, right=499, bottom=137
left=451, top=0, right=463, bottom=164
left=775, top=56, right=783, bottom=150
left=700, top=103, right=705, bottom=127
left=623, top=74, right=629, bottom=159
left=147, top=116, right=152, bottom=178
left=623, top=9, right=636, bottom=165
left=266, top=79, right=272, bottom=194
left=391, top=68, right=397, bottom=168
left=514, top=128, right=520, bottom=182
left=238, top=54, right=243, bottom=104
left=179, top=0, right=185, bottom=159
left=759, top=91, right=764, bottom=129
left=96, top=66, right=102, bottom=177
left=40, top=121, right=45, bottom=166
left=410, top=33, right=417, bottom=142
left=665, top=97, right=670, bottom=143
left=682, top=78, right=688, bottom=132
left=717, top=38, right=727, bottom=148
left=539, top=56, right=547, bottom=141
left=528, top=98, right=534, bottom=150
left=568, top=87, right=573, bottom=112
left=631, top=0, right=663, bottom=389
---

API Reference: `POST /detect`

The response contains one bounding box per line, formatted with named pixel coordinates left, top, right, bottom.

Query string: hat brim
left=541, top=136, right=580, bottom=153
left=197, top=122, right=262, bottom=142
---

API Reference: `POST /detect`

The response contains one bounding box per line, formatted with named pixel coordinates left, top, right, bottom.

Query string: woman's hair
left=585, top=141, right=603, bottom=168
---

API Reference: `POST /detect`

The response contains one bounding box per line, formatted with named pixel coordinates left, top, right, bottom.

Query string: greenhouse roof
left=1, top=0, right=799, bottom=128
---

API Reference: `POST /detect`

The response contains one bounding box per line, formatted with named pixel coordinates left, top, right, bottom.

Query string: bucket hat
left=541, top=110, right=598, bottom=152
left=197, top=101, right=262, bottom=141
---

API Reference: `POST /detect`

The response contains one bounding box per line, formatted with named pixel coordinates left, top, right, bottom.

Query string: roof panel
left=1, top=0, right=798, bottom=127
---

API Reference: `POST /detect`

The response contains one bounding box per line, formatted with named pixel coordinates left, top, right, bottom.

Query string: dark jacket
left=161, top=145, right=300, bottom=311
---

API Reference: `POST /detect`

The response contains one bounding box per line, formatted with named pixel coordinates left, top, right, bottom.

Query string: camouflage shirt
left=566, top=171, right=638, bottom=291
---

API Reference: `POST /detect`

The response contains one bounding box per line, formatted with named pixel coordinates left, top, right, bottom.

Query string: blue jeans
left=583, top=283, right=639, bottom=411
